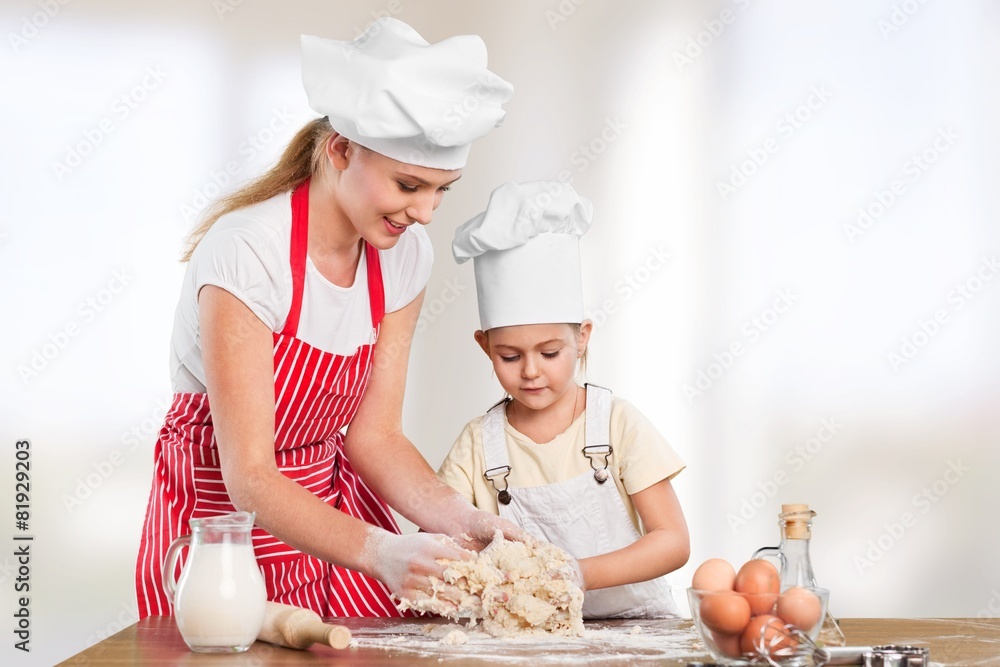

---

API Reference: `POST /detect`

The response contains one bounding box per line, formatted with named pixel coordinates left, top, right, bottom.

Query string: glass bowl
left=687, top=586, right=830, bottom=665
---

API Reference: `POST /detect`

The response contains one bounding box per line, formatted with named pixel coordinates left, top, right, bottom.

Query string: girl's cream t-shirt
left=437, top=396, right=685, bottom=534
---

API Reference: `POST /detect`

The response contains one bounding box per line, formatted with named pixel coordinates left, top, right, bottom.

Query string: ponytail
left=180, top=117, right=336, bottom=262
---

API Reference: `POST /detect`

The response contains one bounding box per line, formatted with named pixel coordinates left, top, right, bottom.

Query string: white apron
left=481, top=385, right=679, bottom=619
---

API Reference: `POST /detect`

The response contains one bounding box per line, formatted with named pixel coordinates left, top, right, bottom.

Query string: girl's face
left=476, top=322, right=592, bottom=414
left=331, top=137, right=462, bottom=249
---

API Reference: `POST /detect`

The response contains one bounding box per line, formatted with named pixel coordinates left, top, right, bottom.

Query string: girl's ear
left=474, top=330, right=491, bottom=356
left=577, top=320, right=593, bottom=352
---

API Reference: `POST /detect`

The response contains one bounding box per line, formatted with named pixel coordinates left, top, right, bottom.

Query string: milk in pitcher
left=173, top=542, right=266, bottom=650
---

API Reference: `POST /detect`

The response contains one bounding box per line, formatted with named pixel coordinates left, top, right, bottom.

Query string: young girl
left=438, top=181, right=690, bottom=619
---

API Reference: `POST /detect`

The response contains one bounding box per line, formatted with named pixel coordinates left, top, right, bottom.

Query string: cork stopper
left=780, top=503, right=816, bottom=540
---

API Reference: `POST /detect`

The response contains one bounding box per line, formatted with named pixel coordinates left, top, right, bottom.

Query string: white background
left=2, top=1, right=999, bottom=664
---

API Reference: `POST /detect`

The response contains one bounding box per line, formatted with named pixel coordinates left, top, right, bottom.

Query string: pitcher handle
left=752, top=544, right=784, bottom=574
left=162, top=534, right=191, bottom=605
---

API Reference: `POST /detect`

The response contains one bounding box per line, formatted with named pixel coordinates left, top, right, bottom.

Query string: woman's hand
left=363, top=529, right=472, bottom=603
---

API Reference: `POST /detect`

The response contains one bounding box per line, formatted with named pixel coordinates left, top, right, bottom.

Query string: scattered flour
left=345, top=617, right=704, bottom=664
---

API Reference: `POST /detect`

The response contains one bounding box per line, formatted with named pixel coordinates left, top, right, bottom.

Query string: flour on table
left=439, top=628, right=468, bottom=645
left=397, top=530, right=584, bottom=637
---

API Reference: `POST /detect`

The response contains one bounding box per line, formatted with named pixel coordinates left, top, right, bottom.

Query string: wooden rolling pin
left=258, top=601, right=352, bottom=650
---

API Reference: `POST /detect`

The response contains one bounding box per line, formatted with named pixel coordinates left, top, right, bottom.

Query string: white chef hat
left=453, top=181, right=593, bottom=331
left=301, top=19, right=513, bottom=170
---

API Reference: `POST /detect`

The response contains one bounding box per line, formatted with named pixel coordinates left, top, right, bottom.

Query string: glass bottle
left=752, top=503, right=846, bottom=647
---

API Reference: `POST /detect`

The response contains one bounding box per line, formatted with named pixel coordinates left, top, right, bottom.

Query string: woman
left=136, top=18, right=519, bottom=619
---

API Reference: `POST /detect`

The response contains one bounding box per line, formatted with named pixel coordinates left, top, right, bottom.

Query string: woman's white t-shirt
left=169, top=191, right=433, bottom=393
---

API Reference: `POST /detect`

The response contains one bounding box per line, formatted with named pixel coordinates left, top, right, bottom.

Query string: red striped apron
left=135, top=180, right=405, bottom=619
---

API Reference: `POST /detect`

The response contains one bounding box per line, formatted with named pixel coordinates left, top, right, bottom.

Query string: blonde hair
left=180, top=117, right=337, bottom=262
left=571, top=322, right=589, bottom=381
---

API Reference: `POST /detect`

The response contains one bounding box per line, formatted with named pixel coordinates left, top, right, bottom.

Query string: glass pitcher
left=753, top=503, right=846, bottom=647
left=163, top=511, right=267, bottom=653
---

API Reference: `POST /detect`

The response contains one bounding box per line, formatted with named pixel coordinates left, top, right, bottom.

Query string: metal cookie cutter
left=822, top=644, right=929, bottom=666
left=867, top=645, right=930, bottom=667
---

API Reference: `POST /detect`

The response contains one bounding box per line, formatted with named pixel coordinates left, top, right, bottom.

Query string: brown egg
left=711, top=629, right=744, bottom=658
left=700, top=591, right=751, bottom=635
left=734, top=560, right=780, bottom=615
left=692, top=558, right=737, bottom=591
left=739, top=614, right=797, bottom=657
left=776, top=586, right=823, bottom=631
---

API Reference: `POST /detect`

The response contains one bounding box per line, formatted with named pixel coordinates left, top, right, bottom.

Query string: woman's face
left=332, top=138, right=462, bottom=249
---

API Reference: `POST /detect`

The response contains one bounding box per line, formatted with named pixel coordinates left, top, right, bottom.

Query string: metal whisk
left=743, top=621, right=929, bottom=666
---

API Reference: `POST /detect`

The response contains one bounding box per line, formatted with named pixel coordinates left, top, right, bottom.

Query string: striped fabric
left=135, top=180, right=403, bottom=619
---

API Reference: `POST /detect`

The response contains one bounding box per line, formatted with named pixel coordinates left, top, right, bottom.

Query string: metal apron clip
left=484, top=465, right=512, bottom=505
left=582, top=445, right=613, bottom=483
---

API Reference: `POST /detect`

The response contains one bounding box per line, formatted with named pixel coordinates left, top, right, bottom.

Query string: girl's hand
left=452, top=509, right=533, bottom=551
left=561, top=555, right=586, bottom=593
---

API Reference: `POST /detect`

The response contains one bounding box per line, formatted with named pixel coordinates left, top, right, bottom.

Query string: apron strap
left=364, top=242, right=385, bottom=329
left=282, top=178, right=387, bottom=338
left=583, top=384, right=613, bottom=481
left=584, top=384, right=612, bottom=447
left=280, top=179, right=310, bottom=337
left=481, top=400, right=512, bottom=501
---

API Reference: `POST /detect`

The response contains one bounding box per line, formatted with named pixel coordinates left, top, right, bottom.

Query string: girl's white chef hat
left=453, top=181, right=593, bottom=331
left=301, top=19, right=513, bottom=170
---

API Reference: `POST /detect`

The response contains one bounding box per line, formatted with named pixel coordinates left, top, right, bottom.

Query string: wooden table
left=56, top=616, right=1000, bottom=666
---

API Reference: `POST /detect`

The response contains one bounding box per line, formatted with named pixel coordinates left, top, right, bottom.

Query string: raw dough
left=439, top=629, right=468, bottom=645
left=397, top=531, right=584, bottom=637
